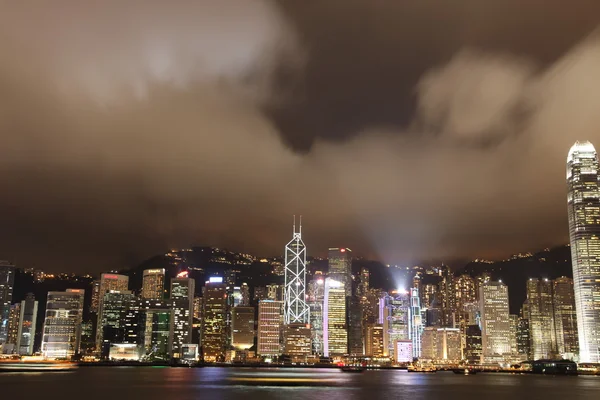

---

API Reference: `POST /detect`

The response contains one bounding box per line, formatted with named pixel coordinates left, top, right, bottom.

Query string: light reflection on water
left=1, top=367, right=600, bottom=400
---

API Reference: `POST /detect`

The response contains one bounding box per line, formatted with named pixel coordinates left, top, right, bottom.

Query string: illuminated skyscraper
left=308, top=276, right=325, bottom=355
left=41, top=289, right=85, bottom=359
left=231, top=306, right=255, bottom=350
left=257, top=300, right=283, bottom=356
left=479, top=281, right=511, bottom=363
left=17, top=293, right=38, bottom=355
left=527, top=278, right=557, bottom=359
left=201, top=277, right=227, bottom=362
left=142, top=269, right=165, bottom=300
left=0, top=263, right=15, bottom=345
left=96, top=273, right=129, bottom=351
left=98, top=290, right=138, bottom=358
left=323, top=278, right=347, bottom=357
left=365, top=323, right=385, bottom=357
left=284, top=323, right=312, bottom=360
left=170, top=277, right=195, bottom=358
left=410, top=288, right=423, bottom=358
left=454, top=274, right=476, bottom=311
left=379, top=291, right=410, bottom=358
left=358, top=267, right=370, bottom=297
left=284, top=217, right=309, bottom=324
left=567, top=141, right=600, bottom=363
left=6, top=303, right=20, bottom=351
left=141, top=300, right=171, bottom=360
left=328, top=248, right=352, bottom=297
left=90, top=280, right=100, bottom=313
left=553, top=277, right=579, bottom=358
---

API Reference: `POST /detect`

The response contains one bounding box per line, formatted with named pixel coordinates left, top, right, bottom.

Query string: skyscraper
left=567, top=141, right=600, bottom=363
left=365, top=324, right=385, bottom=357
left=141, top=300, right=171, bottom=360
left=17, top=293, right=38, bottom=355
left=96, top=273, right=129, bottom=352
left=0, top=263, right=15, bottom=345
left=98, top=290, right=138, bottom=358
left=323, top=278, right=347, bottom=357
left=41, top=289, right=85, bottom=359
left=257, top=300, right=283, bottom=357
left=308, top=276, right=325, bottom=355
left=410, top=288, right=423, bottom=358
left=90, top=280, right=101, bottom=313
left=142, top=269, right=165, bottom=300
left=328, top=248, right=352, bottom=297
left=284, top=217, right=309, bottom=324
left=201, top=277, right=227, bottom=362
left=170, top=277, right=195, bottom=358
left=6, top=303, right=20, bottom=351
left=527, top=278, right=557, bottom=359
left=479, top=281, right=511, bottom=363
left=231, top=306, right=255, bottom=350
left=553, top=276, right=579, bottom=358
left=380, top=291, right=410, bottom=359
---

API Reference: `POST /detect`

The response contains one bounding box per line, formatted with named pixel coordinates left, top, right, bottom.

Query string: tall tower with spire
left=284, top=216, right=310, bottom=324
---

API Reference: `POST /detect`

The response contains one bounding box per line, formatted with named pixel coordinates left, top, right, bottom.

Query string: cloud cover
left=1, top=1, right=600, bottom=272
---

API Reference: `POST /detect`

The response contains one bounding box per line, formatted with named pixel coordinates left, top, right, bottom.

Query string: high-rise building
left=347, top=296, right=364, bottom=356
left=98, top=290, right=139, bottom=358
left=509, top=314, right=519, bottom=355
left=141, top=300, right=171, bottom=360
left=308, top=276, right=325, bottom=355
left=142, top=269, right=165, bottom=300
left=0, top=263, right=15, bottom=345
left=231, top=306, right=255, bottom=350
left=553, top=276, right=579, bottom=358
left=328, top=248, right=352, bottom=297
left=17, top=293, right=38, bottom=355
left=240, top=283, right=250, bottom=306
left=380, top=291, right=410, bottom=358
left=420, top=327, right=461, bottom=362
left=90, top=280, right=101, bottom=313
left=96, top=273, right=129, bottom=351
left=358, top=267, right=370, bottom=298
left=6, top=303, right=20, bottom=350
left=516, top=317, right=531, bottom=360
left=567, top=141, right=600, bottom=363
left=284, top=218, right=310, bottom=324
left=464, top=325, right=482, bottom=364
left=527, top=278, right=557, bottom=359
left=266, top=284, right=284, bottom=302
left=365, top=324, right=385, bottom=357
left=454, top=274, right=476, bottom=311
left=323, top=278, right=347, bottom=357
left=283, top=323, right=312, bottom=360
left=170, top=277, right=195, bottom=358
left=257, top=300, right=283, bottom=356
left=479, top=281, right=511, bottom=363
left=410, top=288, right=423, bottom=358
left=41, top=289, right=85, bottom=359
left=201, top=277, right=227, bottom=362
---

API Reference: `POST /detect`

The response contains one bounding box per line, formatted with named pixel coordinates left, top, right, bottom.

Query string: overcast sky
left=2, top=1, right=600, bottom=273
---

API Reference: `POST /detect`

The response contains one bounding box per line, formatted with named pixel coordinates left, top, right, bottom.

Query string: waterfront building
left=553, top=276, right=579, bottom=358
left=479, top=281, right=511, bottom=363
left=365, top=323, right=385, bottom=357
left=90, top=280, right=101, bottom=313
left=17, top=293, right=38, bottom=355
left=201, top=277, right=227, bottom=362
left=464, top=324, right=482, bottom=364
left=284, top=323, right=312, bottom=360
left=142, top=269, right=165, bottom=300
left=323, top=278, right=347, bottom=357
left=0, top=263, right=15, bottom=345
left=41, top=289, right=85, bottom=359
left=308, top=276, right=325, bottom=355
left=98, top=290, right=139, bottom=358
left=328, top=248, right=352, bottom=297
left=96, top=273, right=129, bottom=351
left=410, top=288, right=423, bottom=358
left=527, top=278, right=557, bottom=359
left=567, top=141, right=600, bottom=363
left=347, top=296, right=364, bottom=355
left=142, top=301, right=171, bottom=360
left=170, top=277, right=194, bottom=358
left=284, top=218, right=310, bottom=324
left=231, top=306, right=255, bottom=350
left=380, top=291, right=410, bottom=358
left=257, top=300, right=283, bottom=357
left=420, top=327, right=461, bottom=362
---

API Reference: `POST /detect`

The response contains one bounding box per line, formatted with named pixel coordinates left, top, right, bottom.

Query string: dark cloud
left=1, top=1, right=600, bottom=273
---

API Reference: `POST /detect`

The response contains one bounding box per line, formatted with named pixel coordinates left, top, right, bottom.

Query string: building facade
left=142, top=269, right=165, bottom=300
left=0, top=263, right=15, bottom=345
left=170, top=277, right=195, bottom=358
left=231, top=306, right=255, bottom=350
left=328, top=248, right=352, bottom=297
left=41, top=289, right=85, bottom=359
left=567, top=141, right=600, bottom=363
left=323, top=278, right=347, bottom=357
left=479, top=281, right=511, bottom=363
left=202, top=277, right=227, bottom=362
left=257, top=300, right=283, bottom=356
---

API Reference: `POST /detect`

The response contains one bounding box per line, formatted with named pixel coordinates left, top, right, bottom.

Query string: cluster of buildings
left=0, top=141, right=600, bottom=366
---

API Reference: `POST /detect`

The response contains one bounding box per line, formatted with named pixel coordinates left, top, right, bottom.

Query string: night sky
left=2, top=1, right=600, bottom=273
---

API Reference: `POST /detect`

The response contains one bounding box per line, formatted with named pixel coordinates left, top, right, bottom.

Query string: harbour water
left=2, top=367, right=599, bottom=400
